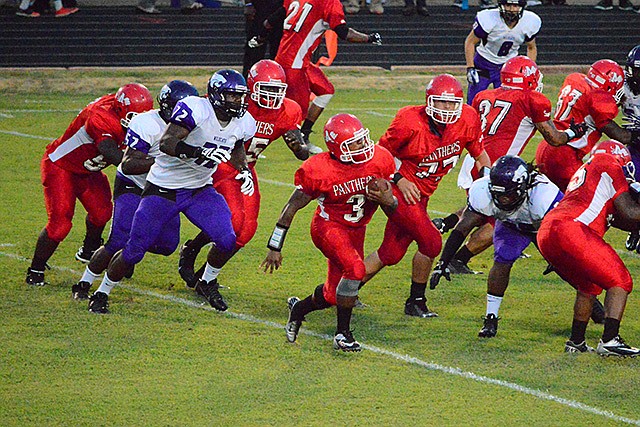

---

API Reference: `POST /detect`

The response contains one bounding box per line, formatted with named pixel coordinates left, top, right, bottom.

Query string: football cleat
left=55, top=7, right=79, bottom=17
left=354, top=297, right=368, bottom=309
left=178, top=240, right=199, bottom=288
left=285, top=296, right=302, bottom=343
left=594, top=0, right=613, bottom=9
left=195, top=278, right=228, bottom=311
left=596, top=336, right=640, bottom=357
left=625, top=230, right=640, bottom=251
left=16, top=6, right=40, bottom=17
left=72, top=281, right=91, bottom=300
left=432, top=217, right=446, bottom=234
left=75, top=240, right=102, bottom=264
left=478, top=313, right=499, bottom=338
left=590, top=298, right=605, bottom=324
left=25, top=267, right=47, bottom=286
left=564, top=340, right=595, bottom=353
left=88, top=291, right=109, bottom=314
left=448, top=259, right=483, bottom=275
left=333, top=330, right=362, bottom=352
left=404, top=297, right=438, bottom=318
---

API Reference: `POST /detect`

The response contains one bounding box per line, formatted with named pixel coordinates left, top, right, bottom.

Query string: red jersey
left=472, top=87, right=551, bottom=163
left=554, top=73, right=619, bottom=158
left=543, top=154, right=629, bottom=237
left=45, top=94, right=126, bottom=175
left=379, top=104, right=483, bottom=197
left=245, top=97, right=302, bottom=163
left=295, top=145, right=395, bottom=228
left=274, top=0, right=346, bottom=69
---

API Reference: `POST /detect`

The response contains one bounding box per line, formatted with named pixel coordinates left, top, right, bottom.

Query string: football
left=366, top=177, right=391, bottom=193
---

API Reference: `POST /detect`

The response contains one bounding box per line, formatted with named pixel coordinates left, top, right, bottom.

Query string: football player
left=256, top=0, right=381, bottom=153
left=437, top=56, right=587, bottom=274
left=360, top=74, right=491, bottom=318
left=261, top=114, right=397, bottom=352
left=71, top=80, right=199, bottom=303
left=464, top=0, right=541, bottom=104
left=430, top=156, right=604, bottom=338
left=26, top=83, right=153, bottom=287
left=536, top=59, right=640, bottom=191
left=538, top=140, right=640, bottom=356
left=89, top=70, right=255, bottom=314
left=177, top=60, right=309, bottom=289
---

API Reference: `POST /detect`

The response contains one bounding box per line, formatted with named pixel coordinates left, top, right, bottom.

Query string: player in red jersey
left=536, top=59, right=640, bottom=192
left=260, top=0, right=381, bottom=152
left=360, top=74, right=491, bottom=318
left=177, top=60, right=310, bottom=288
left=438, top=56, right=587, bottom=274
left=538, top=140, right=640, bottom=356
left=261, top=113, right=396, bottom=352
left=26, top=83, right=153, bottom=287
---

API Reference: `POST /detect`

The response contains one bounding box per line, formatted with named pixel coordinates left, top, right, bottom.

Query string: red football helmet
left=500, top=56, right=543, bottom=92
left=247, top=60, right=287, bottom=110
left=114, top=83, right=154, bottom=128
left=425, top=74, right=464, bottom=124
left=586, top=59, right=625, bottom=103
left=323, top=113, right=374, bottom=164
left=591, top=139, right=635, bottom=180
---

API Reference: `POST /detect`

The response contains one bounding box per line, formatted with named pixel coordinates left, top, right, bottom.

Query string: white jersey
left=622, top=83, right=640, bottom=118
left=117, top=109, right=165, bottom=189
left=147, top=96, right=256, bottom=190
left=468, top=174, right=561, bottom=233
left=474, top=9, right=541, bottom=65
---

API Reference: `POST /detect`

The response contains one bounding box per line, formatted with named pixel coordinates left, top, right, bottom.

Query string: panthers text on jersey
left=468, top=174, right=562, bottom=235
left=294, top=145, right=395, bottom=228
left=275, top=0, right=346, bottom=69
left=473, top=9, right=541, bottom=66
left=543, top=154, right=629, bottom=237
left=146, top=95, right=256, bottom=190
left=117, top=109, right=167, bottom=189
left=473, top=86, right=551, bottom=162
left=45, top=94, right=126, bottom=175
left=379, top=104, right=483, bottom=197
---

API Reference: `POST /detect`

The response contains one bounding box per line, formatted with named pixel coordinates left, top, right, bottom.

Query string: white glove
left=247, top=36, right=265, bottom=49
left=199, top=147, right=231, bottom=165
left=235, top=169, right=255, bottom=196
left=84, top=154, right=107, bottom=172
left=466, top=67, right=480, bottom=85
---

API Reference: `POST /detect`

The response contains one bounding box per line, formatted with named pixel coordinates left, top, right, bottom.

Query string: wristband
left=267, top=223, right=289, bottom=252
left=175, top=141, right=201, bottom=159
left=392, top=172, right=403, bottom=185
left=563, top=129, right=576, bottom=141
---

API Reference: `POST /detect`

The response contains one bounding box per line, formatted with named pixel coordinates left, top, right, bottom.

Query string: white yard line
left=0, top=130, right=52, bottom=141
left=1, top=248, right=639, bottom=425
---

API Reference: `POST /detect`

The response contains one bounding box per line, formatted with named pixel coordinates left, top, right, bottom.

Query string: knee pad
left=312, top=94, right=333, bottom=108
left=312, top=284, right=332, bottom=309
left=336, top=278, right=360, bottom=298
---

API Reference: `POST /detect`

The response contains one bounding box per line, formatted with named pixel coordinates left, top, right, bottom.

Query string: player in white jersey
left=464, top=0, right=541, bottom=104
left=429, top=156, right=605, bottom=337
left=89, top=70, right=256, bottom=314
left=72, top=80, right=199, bottom=303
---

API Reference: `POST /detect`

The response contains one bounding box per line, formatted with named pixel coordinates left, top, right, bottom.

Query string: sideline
left=1, top=249, right=639, bottom=426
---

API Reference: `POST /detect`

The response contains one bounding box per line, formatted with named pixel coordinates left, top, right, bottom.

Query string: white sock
left=96, top=273, right=119, bottom=296
left=53, top=0, right=63, bottom=10
left=80, top=266, right=101, bottom=284
left=201, top=263, right=221, bottom=283
left=486, top=294, right=503, bottom=317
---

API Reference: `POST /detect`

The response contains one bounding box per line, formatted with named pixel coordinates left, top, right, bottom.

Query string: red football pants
left=310, top=216, right=366, bottom=306
left=537, top=219, right=633, bottom=295
left=535, top=141, right=583, bottom=192
left=41, top=156, right=113, bottom=242
left=283, top=64, right=334, bottom=118
left=377, top=185, right=442, bottom=266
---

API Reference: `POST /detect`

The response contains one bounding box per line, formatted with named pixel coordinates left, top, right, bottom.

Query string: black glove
left=542, top=263, right=555, bottom=275
left=429, top=261, right=451, bottom=289
left=466, top=67, right=480, bottom=85
left=626, top=230, right=640, bottom=251
left=564, top=118, right=588, bottom=141
left=368, top=33, right=382, bottom=45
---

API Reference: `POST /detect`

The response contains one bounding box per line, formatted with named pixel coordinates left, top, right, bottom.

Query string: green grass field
left=1, top=68, right=639, bottom=426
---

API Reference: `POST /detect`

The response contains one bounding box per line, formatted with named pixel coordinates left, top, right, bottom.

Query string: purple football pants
left=492, top=220, right=533, bottom=265
left=121, top=185, right=236, bottom=265
left=466, top=54, right=502, bottom=105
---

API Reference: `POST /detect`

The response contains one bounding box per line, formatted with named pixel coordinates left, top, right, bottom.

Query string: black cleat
left=404, top=297, right=438, bottom=318
left=564, top=340, right=595, bottom=353
left=596, top=335, right=640, bottom=357
left=590, top=298, right=605, bottom=324
left=75, top=240, right=102, bottom=264
left=333, top=330, right=362, bottom=352
left=178, top=240, right=199, bottom=288
left=448, top=259, right=483, bottom=275
left=195, top=278, right=228, bottom=311
left=626, top=230, right=640, bottom=251
left=285, top=296, right=302, bottom=343
left=72, top=281, right=91, bottom=300
left=432, top=217, right=446, bottom=234
left=478, top=313, right=499, bottom=338
left=88, top=291, right=109, bottom=314
left=26, top=267, right=47, bottom=286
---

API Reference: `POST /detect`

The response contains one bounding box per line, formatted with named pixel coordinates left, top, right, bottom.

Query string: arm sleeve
left=528, top=91, right=553, bottom=124
left=123, top=118, right=153, bottom=154
left=169, top=98, right=199, bottom=132
left=378, top=108, right=413, bottom=156
left=85, top=112, right=119, bottom=146
left=473, top=14, right=490, bottom=40
left=591, top=93, right=620, bottom=130
left=294, top=162, right=321, bottom=199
